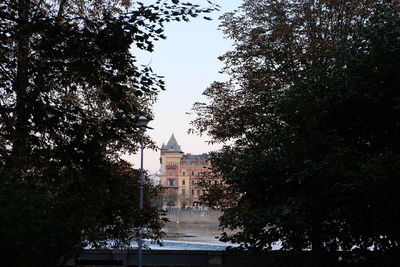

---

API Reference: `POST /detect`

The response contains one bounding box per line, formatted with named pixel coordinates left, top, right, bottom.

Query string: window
left=191, top=190, right=194, bottom=195
left=168, top=179, right=174, bottom=186
left=197, top=190, right=200, bottom=196
left=182, top=180, right=185, bottom=185
left=182, top=189, right=185, bottom=195
left=192, top=180, right=195, bottom=186
left=191, top=171, right=194, bottom=176
left=182, top=171, right=185, bottom=175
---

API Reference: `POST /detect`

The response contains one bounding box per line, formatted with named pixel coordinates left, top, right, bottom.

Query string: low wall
left=65, top=249, right=299, bottom=267
left=65, top=249, right=400, bottom=267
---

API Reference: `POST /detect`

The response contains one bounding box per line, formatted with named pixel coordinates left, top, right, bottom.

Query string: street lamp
left=137, top=115, right=152, bottom=267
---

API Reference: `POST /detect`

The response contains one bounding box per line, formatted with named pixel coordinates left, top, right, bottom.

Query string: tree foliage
left=0, top=0, right=216, bottom=266
left=192, top=0, right=400, bottom=252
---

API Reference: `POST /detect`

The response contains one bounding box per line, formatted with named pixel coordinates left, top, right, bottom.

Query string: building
left=160, top=134, right=211, bottom=208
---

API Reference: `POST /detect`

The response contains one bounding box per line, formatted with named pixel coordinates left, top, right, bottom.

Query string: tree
left=0, top=0, right=216, bottom=266
left=192, top=0, right=400, bottom=253
left=165, top=188, right=178, bottom=207
left=178, top=193, right=193, bottom=209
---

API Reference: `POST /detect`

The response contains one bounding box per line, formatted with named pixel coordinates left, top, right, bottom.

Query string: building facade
left=160, top=134, right=211, bottom=208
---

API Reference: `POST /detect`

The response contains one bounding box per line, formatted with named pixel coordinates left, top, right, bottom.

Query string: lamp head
left=137, top=116, right=152, bottom=130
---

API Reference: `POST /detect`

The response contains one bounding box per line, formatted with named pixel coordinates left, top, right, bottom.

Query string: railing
left=163, top=185, right=178, bottom=189
left=166, top=165, right=177, bottom=169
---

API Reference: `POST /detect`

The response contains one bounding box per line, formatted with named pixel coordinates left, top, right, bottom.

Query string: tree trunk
left=11, top=0, right=31, bottom=172
left=311, top=221, right=323, bottom=253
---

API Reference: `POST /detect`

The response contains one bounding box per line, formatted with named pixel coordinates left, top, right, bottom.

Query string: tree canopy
left=0, top=0, right=216, bottom=266
left=192, top=0, right=400, bottom=253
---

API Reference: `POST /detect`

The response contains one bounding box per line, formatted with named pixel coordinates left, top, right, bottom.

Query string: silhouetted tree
left=192, top=0, right=400, bottom=253
left=0, top=0, right=216, bottom=265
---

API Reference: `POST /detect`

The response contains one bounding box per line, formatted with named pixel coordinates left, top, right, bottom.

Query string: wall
left=65, top=249, right=400, bottom=267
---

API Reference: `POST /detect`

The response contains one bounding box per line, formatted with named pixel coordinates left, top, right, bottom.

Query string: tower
left=160, top=134, right=183, bottom=207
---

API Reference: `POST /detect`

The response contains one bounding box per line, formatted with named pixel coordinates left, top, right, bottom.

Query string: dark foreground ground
left=65, top=249, right=400, bottom=267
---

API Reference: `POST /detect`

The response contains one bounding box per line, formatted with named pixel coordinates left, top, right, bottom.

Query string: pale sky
left=127, top=0, right=242, bottom=173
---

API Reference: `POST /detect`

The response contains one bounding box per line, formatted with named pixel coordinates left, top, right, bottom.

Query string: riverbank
left=162, top=209, right=225, bottom=244
left=164, top=208, right=222, bottom=224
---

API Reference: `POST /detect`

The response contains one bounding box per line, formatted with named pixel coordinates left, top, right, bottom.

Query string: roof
left=163, top=134, right=183, bottom=153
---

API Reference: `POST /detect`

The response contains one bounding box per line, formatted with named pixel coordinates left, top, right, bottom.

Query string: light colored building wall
left=178, top=175, right=191, bottom=208
left=160, top=135, right=211, bottom=208
left=161, top=152, right=181, bottom=187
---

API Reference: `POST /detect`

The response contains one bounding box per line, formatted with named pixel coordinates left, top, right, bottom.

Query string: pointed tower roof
left=161, top=142, right=167, bottom=150
left=165, top=134, right=183, bottom=153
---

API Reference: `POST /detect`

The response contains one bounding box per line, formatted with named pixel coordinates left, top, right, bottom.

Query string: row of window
left=181, top=180, right=198, bottom=186
left=168, top=179, right=198, bottom=186
left=167, top=171, right=205, bottom=176
left=181, top=161, right=210, bottom=166
left=181, top=171, right=205, bottom=176
left=168, top=179, right=223, bottom=186
left=181, top=189, right=201, bottom=196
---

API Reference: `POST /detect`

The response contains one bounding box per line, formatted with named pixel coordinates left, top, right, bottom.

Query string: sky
left=126, top=0, right=242, bottom=173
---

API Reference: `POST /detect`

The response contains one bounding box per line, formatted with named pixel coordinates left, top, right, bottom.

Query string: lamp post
left=137, top=115, right=152, bottom=267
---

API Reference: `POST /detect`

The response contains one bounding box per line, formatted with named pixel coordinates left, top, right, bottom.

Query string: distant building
left=160, top=134, right=211, bottom=208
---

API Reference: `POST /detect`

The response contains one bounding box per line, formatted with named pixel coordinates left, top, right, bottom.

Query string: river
left=147, top=220, right=237, bottom=250
left=147, top=209, right=237, bottom=250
